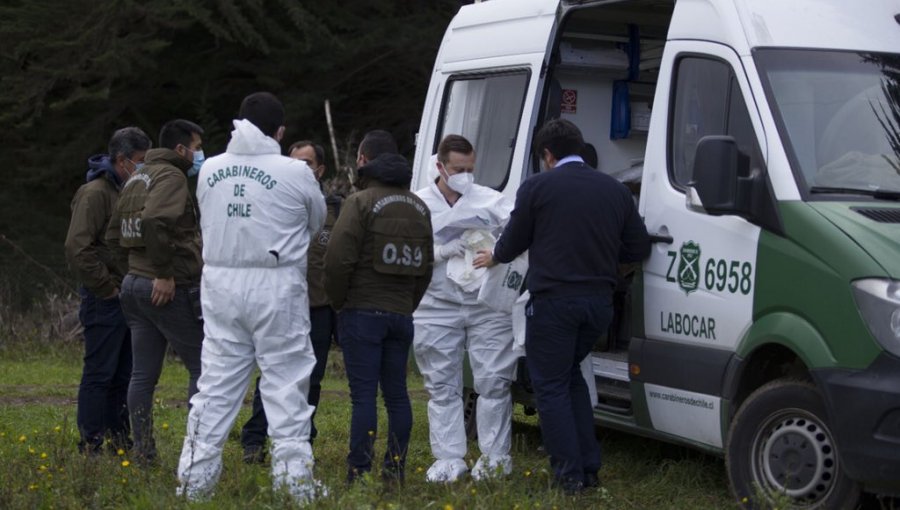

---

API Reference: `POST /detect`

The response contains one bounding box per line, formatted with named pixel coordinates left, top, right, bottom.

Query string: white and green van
left=410, top=0, right=900, bottom=507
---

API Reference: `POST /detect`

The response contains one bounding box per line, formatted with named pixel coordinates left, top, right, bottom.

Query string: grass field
left=0, top=340, right=745, bottom=509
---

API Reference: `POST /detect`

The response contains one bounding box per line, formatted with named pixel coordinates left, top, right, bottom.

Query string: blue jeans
left=77, top=287, right=132, bottom=452
left=241, top=305, right=335, bottom=449
left=339, top=309, right=413, bottom=477
left=525, top=293, right=612, bottom=485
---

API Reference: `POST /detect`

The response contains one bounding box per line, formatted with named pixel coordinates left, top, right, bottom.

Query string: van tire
left=725, top=378, right=860, bottom=509
left=463, top=388, right=478, bottom=440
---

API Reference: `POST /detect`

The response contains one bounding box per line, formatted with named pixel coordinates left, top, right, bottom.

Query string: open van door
left=410, top=0, right=561, bottom=200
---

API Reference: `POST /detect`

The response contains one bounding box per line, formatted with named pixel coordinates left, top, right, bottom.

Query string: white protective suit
left=176, top=120, right=326, bottom=502
left=413, top=173, right=518, bottom=482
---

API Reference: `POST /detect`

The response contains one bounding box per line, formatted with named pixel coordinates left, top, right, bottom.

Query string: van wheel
left=463, top=388, right=478, bottom=440
left=726, top=379, right=860, bottom=509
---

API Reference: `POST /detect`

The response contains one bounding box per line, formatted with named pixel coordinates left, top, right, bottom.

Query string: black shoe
left=381, top=466, right=405, bottom=488
left=584, top=471, right=601, bottom=489
left=347, top=467, right=370, bottom=485
left=554, top=476, right=585, bottom=496
left=242, top=445, right=267, bottom=465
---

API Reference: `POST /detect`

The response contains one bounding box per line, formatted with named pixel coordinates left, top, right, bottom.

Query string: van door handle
left=648, top=232, right=673, bottom=244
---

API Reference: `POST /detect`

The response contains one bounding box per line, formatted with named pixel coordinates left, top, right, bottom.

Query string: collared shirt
left=555, top=155, right=585, bottom=168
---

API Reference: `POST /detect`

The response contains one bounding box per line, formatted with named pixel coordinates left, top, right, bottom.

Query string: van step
left=596, top=383, right=631, bottom=402
left=591, top=352, right=629, bottom=382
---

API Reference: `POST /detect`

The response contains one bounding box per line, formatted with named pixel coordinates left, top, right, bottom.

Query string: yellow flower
left=28, top=484, right=38, bottom=491
left=18, top=435, right=26, bottom=443
left=524, top=470, right=532, bottom=477
left=393, top=455, right=400, bottom=462
left=0, top=431, right=5, bottom=437
left=117, top=449, right=125, bottom=456
left=40, top=452, right=48, bottom=459
left=470, top=488, right=477, bottom=495
left=38, top=465, right=47, bottom=472
left=443, top=505, right=454, bottom=510
left=162, top=422, right=169, bottom=430
left=121, top=477, right=128, bottom=484
left=368, top=430, right=375, bottom=437
left=28, top=447, right=36, bottom=454
left=416, top=466, right=424, bottom=473
left=54, top=425, right=62, bottom=433
left=121, top=460, right=130, bottom=467
left=742, top=497, right=749, bottom=504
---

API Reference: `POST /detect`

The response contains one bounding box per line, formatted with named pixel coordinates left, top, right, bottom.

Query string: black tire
left=726, top=378, right=861, bottom=509
left=463, top=387, right=478, bottom=440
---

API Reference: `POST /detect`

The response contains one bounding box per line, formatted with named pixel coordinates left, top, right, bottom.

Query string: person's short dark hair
left=159, top=119, right=204, bottom=151
left=288, top=140, right=325, bottom=166
left=239, top=92, right=284, bottom=137
left=109, top=127, right=152, bottom=161
left=437, top=134, right=475, bottom=164
left=533, top=119, right=585, bottom=161
left=581, top=143, right=598, bottom=169
left=359, top=130, right=398, bottom=161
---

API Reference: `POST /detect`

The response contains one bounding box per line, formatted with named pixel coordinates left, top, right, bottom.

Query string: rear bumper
left=814, top=353, right=900, bottom=495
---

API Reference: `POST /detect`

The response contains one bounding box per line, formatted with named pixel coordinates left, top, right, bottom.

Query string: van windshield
left=756, top=49, right=900, bottom=198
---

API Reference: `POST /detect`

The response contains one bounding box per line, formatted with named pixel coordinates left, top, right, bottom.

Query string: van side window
left=670, top=57, right=762, bottom=188
left=437, top=72, right=529, bottom=190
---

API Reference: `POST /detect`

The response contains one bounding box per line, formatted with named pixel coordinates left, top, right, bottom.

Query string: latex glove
left=434, top=238, right=466, bottom=262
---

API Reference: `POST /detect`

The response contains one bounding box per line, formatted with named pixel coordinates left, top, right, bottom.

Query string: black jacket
left=494, top=160, right=650, bottom=297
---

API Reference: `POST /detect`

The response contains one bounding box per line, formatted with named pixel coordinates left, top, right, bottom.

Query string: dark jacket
left=64, top=155, right=128, bottom=297
left=494, top=160, right=650, bottom=297
left=106, top=148, right=202, bottom=285
left=307, top=195, right=341, bottom=308
left=324, top=154, right=434, bottom=315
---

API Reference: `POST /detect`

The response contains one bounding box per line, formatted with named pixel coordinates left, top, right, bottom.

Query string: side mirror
left=688, top=135, right=785, bottom=235
left=688, top=136, right=746, bottom=215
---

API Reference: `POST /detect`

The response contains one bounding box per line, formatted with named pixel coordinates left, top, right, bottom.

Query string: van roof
left=447, top=0, right=900, bottom=59
left=671, top=0, right=900, bottom=55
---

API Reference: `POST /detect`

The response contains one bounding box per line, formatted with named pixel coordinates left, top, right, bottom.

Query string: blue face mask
left=189, top=150, right=205, bottom=177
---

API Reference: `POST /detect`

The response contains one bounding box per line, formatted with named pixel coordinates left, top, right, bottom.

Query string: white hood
left=226, top=119, right=282, bottom=155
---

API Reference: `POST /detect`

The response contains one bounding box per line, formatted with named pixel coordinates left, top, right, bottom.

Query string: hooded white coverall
left=177, top=120, right=326, bottom=501
left=413, top=176, right=518, bottom=481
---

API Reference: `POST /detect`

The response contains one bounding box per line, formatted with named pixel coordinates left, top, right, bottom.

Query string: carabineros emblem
left=678, top=241, right=701, bottom=295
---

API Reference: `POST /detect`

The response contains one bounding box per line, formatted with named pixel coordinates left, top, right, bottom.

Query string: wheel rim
left=750, top=408, right=838, bottom=506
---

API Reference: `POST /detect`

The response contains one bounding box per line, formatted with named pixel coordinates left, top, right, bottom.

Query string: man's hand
left=473, top=249, right=497, bottom=269
left=151, top=277, right=176, bottom=306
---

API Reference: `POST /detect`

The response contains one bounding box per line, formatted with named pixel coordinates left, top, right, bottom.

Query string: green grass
left=0, top=341, right=736, bottom=509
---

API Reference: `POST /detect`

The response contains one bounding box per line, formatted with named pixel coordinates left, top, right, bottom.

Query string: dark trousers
left=339, top=309, right=413, bottom=476
left=525, top=293, right=611, bottom=485
left=77, top=287, right=132, bottom=452
left=119, top=274, right=204, bottom=460
left=241, top=305, right=334, bottom=449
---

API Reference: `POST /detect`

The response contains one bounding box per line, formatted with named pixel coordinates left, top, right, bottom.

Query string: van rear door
left=411, top=0, right=560, bottom=199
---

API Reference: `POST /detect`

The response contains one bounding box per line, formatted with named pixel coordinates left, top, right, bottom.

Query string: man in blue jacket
left=475, top=119, right=650, bottom=493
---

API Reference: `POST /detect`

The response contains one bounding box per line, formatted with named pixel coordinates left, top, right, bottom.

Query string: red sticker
left=561, top=89, right=577, bottom=114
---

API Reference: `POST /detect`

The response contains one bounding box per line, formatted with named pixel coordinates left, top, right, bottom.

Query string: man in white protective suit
left=176, top=92, right=326, bottom=502
left=413, top=134, right=518, bottom=482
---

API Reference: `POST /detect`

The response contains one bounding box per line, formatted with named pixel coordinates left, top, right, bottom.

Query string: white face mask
left=444, top=169, right=474, bottom=194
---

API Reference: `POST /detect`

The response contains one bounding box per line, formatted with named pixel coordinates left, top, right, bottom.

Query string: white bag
left=477, top=252, right=528, bottom=313
left=511, top=290, right=530, bottom=357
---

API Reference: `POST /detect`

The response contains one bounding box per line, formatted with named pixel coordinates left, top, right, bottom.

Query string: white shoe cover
left=425, top=458, right=469, bottom=483
left=471, top=454, right=512, bottom=481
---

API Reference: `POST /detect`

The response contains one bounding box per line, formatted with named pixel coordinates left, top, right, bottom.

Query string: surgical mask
left=127, top=158, right=144, bottom=173
left=189, top=150, right=205, bottom=177
left=444, top=170, right=474, bottom=194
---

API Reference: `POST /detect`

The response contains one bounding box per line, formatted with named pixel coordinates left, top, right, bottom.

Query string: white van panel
left=441, top=0, right=558, bottom=66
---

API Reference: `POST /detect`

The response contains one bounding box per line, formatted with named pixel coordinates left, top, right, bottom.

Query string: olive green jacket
left=325, top=183, right=434, bottom=315
left=64, top=175, right=126, bottom=297
left=106, top=148, right=202, bottom=284
left=307, top=196, right=341, bottom=308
